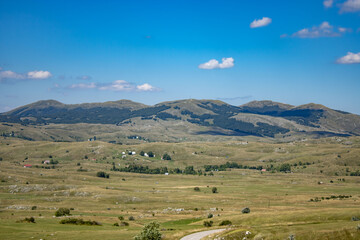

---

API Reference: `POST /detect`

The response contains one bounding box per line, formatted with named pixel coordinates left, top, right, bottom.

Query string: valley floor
left=0, top=138, right=359, bottom=239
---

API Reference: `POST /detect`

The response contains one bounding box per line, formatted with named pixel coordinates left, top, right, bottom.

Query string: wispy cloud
left=76, top=75, right=92, bottom=80
left=198, top=57, right=234, bottom=70
left=250, top=17, right=272, bottom=28
left=337, top=52, right=360, bottom=64
left=70, top=82, right=97, bottom=89
left=290, top=21, right=350, bottom=38
left=323, top=0, right=334, bottom=8
left=69, top=80, right=159, bottom=92
left=217, top=95, right=253, bottom=101
left=340, top=0, right=360, bottom=13
left=0, top=69, right=52, bottom=82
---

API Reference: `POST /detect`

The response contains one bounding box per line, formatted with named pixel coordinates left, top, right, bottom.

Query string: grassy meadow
left=0, top=137, right=359, bottom=239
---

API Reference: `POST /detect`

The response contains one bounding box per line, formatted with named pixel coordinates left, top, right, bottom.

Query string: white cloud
left=136, top=83, right=156, bottom=91
left=323, top=0, right=333, bottom=8
left=338, top=27, right=352, bottom=33
left=0, top=70, right=24, bottom=80
left=337, top=52, right=360, bottom=64
left=70, top=82, right=97, bottom=89
left=27, top=70, right=52, bottom=79
left=0, top=69, right=52, bottom=81
left=340, top=0, right=360, bottom=12
left=198, top=57, right=234, bottom=70
left=250, top=17, right=272, bottom=28
left=291, top=21, right=347, bottom=38
left=99, top=80, right=134, bottom=91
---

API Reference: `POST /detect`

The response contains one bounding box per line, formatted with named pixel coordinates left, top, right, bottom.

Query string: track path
left=180, top=228, right=226, bottom=240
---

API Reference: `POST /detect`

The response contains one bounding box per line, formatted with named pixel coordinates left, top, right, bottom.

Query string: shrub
left=279, top=163, right=291, bottom=172
left=0, top=157, right=3, bottom=161
left=120, top=221, right=129, bottom=226
left=31, top=206, right=37, bottom=210
left=18, top=217, right=35, bottom=223
left=140, top=151, right=145, bottom=156
left=194, top=187, right=200, bottom=192
left=212, top=187, right=218, bottom=193
left=352, top=216, right=360, bottom=221
left=118, top=216, right=124, bottom=221
left=203, top=220, right=213, bottom=227
left=96, top=171, right=109, bottom=178
left=163, top=153, right=172, bottom=160
left=207, top=213, right=213, bottom=218
left=148, top=151, right=154, bottom=157
left=242, top=207, right=250, bottom=214
left=128, top=216, right=135, bottom=221
left=59, top=218, right=101, bottom=225
left=134, top=221, right=162, bottom=240
left=113, top=222, right=119, bottom=226
left=219, top=220, right=232, bottom=226
left=55, top=208, right=71, bottom=217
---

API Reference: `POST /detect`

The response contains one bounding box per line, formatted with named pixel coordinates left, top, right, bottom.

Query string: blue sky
left=0, top=0, right=359, bottom=113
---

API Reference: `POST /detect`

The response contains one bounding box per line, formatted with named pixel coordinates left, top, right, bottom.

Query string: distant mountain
left=1, top=99, right=359, bottom=141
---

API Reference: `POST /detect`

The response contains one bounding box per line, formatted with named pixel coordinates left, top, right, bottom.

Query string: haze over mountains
left=0, top=99, right=359, bottom=142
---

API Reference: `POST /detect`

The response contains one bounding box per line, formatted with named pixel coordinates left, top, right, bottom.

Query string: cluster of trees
left=204, top=162, right=292, bottom=173
left=350, top=170, right=360, bottom=176
left=59, top=218, right=101, bottom=226
left=111, top=164, right=200, bottom=175
left=204, top=162, right=263, bottom=172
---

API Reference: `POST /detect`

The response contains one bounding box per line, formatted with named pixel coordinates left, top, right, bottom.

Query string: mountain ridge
left=1, top=99, right=359, bottom=141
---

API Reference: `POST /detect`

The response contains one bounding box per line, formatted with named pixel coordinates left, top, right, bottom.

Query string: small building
left=261, top=169, right=267, bottom=172
left=43, top=160, right=50, bottom=164
left=144, top=153, right=149, bottom=157
left=164, top=172, right=169, bottom=175
left=122, top=152, right=125, bottom=155
left=24, top=164, right=32, bottom=168
left=132, top=151, right=136, bottom=155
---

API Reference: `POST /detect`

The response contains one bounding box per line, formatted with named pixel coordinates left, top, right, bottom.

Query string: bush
left=352, top=216, right=360, bottom=221
left=194, top=187, right=200, bottom=192
left=96, top=171, right=109, bottom=178
left=242, top=207, right=250, bottom=214
left=162, top=153, right=171, bottom=160
left=140, top=151, right=145, bottom=156
left=207, top=213, right=213, bottom=218
left=219, top=220, right=232, bottom=226
left=203, top=220, right=213, bottom=227
left=128, top=216, right=135, bottom=221
left=118, top=216, right=124, bottom=221
left=55, top=208, right=71, bottom=217
left=0, top=157, right=3, bottom=161
left=113, top=222, right=119, bottom=226
left=120, top=221, right=129, bottom=226
left=59, top=218, right=101, bottom=225
left=148, top=151, right=154, bottom=157
left=134, top=221, right=162, bottom=240
left=279, top=163, right=291, bottom=172
left=31, top=206, right=37, bottom=210
left=17, top=217, right=35, bottom=223
left=212, top=187, right=218, bottom=193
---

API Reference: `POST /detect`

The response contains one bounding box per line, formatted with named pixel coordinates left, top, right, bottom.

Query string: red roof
left=24, top=164, right=32, bottom=167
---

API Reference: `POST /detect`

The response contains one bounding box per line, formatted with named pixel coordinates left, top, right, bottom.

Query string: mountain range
left=0, top=99, right=359, bottom=142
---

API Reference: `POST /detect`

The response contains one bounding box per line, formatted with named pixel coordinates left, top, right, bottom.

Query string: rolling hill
left=0, top=99, right=359, bottom=142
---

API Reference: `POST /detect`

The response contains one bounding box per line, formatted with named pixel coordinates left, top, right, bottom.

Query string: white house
left=144, top=153, right=149, bottom=157
left=132, top=151, right=136, bottom=155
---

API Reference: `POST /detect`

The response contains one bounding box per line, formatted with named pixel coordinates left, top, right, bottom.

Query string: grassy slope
left=0, top=137, right=359, bottom=239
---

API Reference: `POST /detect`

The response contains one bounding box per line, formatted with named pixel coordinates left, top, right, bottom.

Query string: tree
left=134, top=221, right=162, bottom=240
left=148, top=151, right=154, bottom=157
left=140, top=151, right=145, bottom=156
left=162, top=153, right=171, bottom=160
left=212, top=187, right=218, bottom=193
